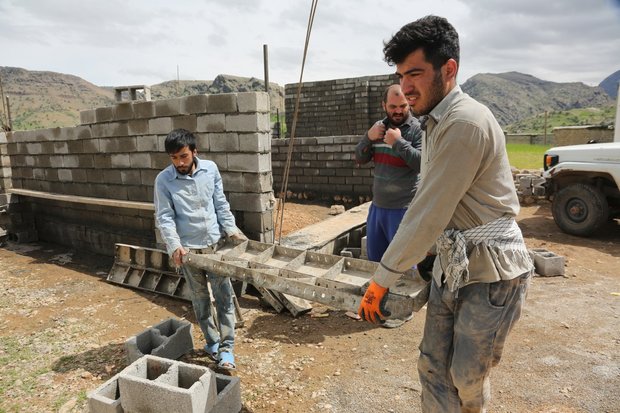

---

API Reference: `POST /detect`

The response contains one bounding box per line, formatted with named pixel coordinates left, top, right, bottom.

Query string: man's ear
left=444, top=58, right=458, bottom=81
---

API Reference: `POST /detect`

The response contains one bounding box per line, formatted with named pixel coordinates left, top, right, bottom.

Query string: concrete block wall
left=284, top=74, right=397, bottom=138
left=5, top=92, right=274, bottom=255
left=552, top=126, right=614, bottom=146
left=271, top=135, right=373, bottom=203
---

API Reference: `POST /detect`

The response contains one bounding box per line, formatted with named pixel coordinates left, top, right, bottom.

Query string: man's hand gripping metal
left=358, top=280, right=391, bottom=323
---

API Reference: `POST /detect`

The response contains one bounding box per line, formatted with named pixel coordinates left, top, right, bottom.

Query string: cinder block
left=211, top=374, right=242, bottom=413
left=530, top=248, right=565, bottom=276
left=128, top=119, right=149, bottom=136
left=118, top=355, right=217, bottom=413
left=237, top=92, right=270, bottom=113
left=209, top=133, right=239, bottom=152
left=172, top=115, right=197, bottom=132
left=133, top=101, right=155, bottom=119
left=92, top=122, right=130, bottom=138
left=113, top=102, right=134, bottom=121
left=149, top=117, right=174, bottom=135
left=361, top=236, right=367, bottom=259
left=154, top=98, right=182, bottom=117
left=80, top=109, right=97, bottom=125
left=87, top=373, right=123, bottom=413
left=206, top=94, right=237, bottom=114
left=136, top=135, right=159, bottom=152
left=125, top=318, right=194, bottom=363
left=95, top=107, right=115, bottom=123
left=129, top=153, right=152, bottom=169
left=196, top=114, right=226, bottom=133
left=239, top=132, right=270, bottom=153
left=58, top=169, right=73, bottom=182
left=227, top=153, right=271, bottom=173
left=110, top=154, right=131, bottom=168
left=225, top=113, right=270, bottom=133
left=180, top=95, right=208, bottom=115
left=228, top=192, right=274, bottom=212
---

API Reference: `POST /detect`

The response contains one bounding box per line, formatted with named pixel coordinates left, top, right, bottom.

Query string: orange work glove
left=358, top=280, right=389, bottom=323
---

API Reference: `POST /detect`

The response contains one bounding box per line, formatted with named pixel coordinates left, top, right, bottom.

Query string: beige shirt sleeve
left=373, top=120, right=488, bottom=288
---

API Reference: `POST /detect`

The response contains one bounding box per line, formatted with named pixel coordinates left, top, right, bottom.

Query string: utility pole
left=5, top=95, right=12, bottom=131
left=0, top=72, right=7, bottom=127
left=263, top=44, right=270, bottom=93
left=176, top=64, right=180, bottom=96
left=544, top=111, right=548, bottom=145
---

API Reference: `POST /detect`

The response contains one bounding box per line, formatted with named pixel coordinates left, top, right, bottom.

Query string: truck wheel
left=552, top=183, right=609, bottom=236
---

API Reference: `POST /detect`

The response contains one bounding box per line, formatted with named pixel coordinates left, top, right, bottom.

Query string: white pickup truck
left=543, top=142, right=620, bottom=236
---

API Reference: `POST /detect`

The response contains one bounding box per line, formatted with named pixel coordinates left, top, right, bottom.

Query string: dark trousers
left=418, top=272, right=531, bottom=413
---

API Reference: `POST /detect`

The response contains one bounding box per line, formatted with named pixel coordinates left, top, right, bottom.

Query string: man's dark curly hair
left=383, top=15, right=460, bottom=70
left=164, top=128, right=197, bottom=154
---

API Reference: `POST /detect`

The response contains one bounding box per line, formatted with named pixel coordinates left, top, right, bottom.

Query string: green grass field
left=505, top=143, right=551, bottom=170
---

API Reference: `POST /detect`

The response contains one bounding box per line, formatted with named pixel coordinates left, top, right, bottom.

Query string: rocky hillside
left=151, top=74, right=284, bottom=113
left=0, top=67, right=284, bottom=131
left=0, top=66, right=115, bottom=131
left=462, top=72, right=613, bottom=126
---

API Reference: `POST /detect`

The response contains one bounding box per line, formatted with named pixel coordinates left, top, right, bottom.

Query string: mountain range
left=0, top=66, right=616, bottom=131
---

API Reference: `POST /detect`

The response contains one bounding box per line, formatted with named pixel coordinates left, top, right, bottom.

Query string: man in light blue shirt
left=154, top=128, right=245, bottom=370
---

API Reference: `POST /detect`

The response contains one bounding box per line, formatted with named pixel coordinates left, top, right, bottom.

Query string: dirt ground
left=0, top=201, right=619, bottom=413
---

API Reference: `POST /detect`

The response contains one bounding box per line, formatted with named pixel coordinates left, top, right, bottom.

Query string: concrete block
left=128, top=119, right=149, bottom=136
left=206, top=94, right=237, bottom=114
left=239, top=132, right=271, bottom=153
left=92, top=122, right=130, bottom=138
left=196, top=114, right=226, bottom=133
left=172, top=115, right=197, bottom=132
left=82, top=139, right=101, bottom=153
left=211, top=374, right=242, bottom=413
left=95, top=107, right=115, bottom=123
left=118, top=355, right=217, bottom=413
left=136, top=135, right=159, bottom=152
left=228, top=192, right=274, bottom=212
left=149, top=117, right=174, bottom=135
left=112, top=102, right=134, bottom=121
left=530, top=248, right=565, bottom=276
left=225, top=113, right=270, bottom=133
left=237, top=92, right=270, bottom=113
left=180, top=95, right=208, bottom=115
left=209, top=133, right=239, bottom=152
left=87, top=373, right=123, bottom=413
left=361, top=236, right=367, bottom=258
left=227, top=153, right=271, bottom=173
left=125, top=318, right=194, bottom=363
left=133, top=101, right=155, bottom=119
left=80, top=109, right=97, bottom=125
left=154, top=98, right=182, bottom=117
left=120, top=170, right=141, bottom=186
left=110, top=154, right=131, bottom=168
left=130, top=153, right=152, bottom=169
left=58, top=169, right=73, bottom=182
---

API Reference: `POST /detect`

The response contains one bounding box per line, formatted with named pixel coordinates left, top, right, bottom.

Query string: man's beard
left=387, top=111, right=408, bottom=126
left=412, top=70, right=445, bottom=117
left=175, top=156, right=195, bottom=175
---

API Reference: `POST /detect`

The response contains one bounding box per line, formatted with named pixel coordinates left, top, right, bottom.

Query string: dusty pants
left=418, top=272, right=530, bottom=413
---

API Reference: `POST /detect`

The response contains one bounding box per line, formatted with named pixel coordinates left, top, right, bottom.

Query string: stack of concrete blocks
left=271, top=136, right=373, bottom=202
left=125, top=318, right=194, bottom=363
left=3, top=91, right=274, bottom=255
left=0, top=131, right=38, bottom=243
left=88, top=355, right=241, bottom=413
left=0, top=132, right=9, bottom=243
left=529, top=248, right=566, bottom=276
left=516, top=173, right=546, bottom=197
left=284, top=74, right=396, bottom=138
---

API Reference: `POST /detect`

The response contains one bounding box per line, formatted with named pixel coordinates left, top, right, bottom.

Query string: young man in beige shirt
left=358, top=15, right=533, bottom=413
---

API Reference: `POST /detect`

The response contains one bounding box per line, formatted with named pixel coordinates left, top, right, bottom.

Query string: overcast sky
left=1, top=0, right=619, bottom=88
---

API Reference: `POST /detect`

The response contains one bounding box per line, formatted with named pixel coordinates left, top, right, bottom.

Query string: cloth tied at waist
left=436, top=216, right=528, bottom=292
